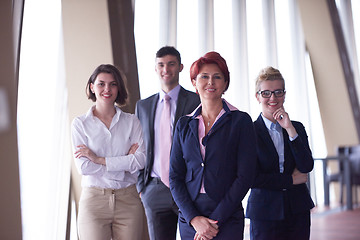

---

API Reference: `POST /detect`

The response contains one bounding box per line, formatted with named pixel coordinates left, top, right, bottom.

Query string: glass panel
left=177, top=0, right=200, bottom=91
left=274, top=0, right=297, bottom=119
left=246, top=0, right=267, bottom=118
left=17, top=0, right=70, bottom=239
left=305, top=51, right=327, bottom=204
left=134, top=0, right=161, bottom=99
left=213, top=0, right=235, bottom=105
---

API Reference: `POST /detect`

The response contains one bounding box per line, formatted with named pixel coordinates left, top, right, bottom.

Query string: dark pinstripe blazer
left=246, top=114, right=315, bottom=220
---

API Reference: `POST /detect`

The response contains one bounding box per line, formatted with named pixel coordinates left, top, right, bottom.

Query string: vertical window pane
left=247, top=0, right=267, bottom=117
left=214, top=0, right=235, bottom=104
left=18, top=0, right=70, bottom=239
left=134, top=0, right=160, bottom=99
left=274, top=0, right=297, bottom=117
left=177, top=0, right=200, bottom=91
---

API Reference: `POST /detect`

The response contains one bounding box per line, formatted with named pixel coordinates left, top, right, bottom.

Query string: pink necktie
left=159, top=94, right=171, bottom=187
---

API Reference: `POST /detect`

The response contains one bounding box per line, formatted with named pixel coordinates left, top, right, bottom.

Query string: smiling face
left=192, top=63, right=228, bottom=101
left=90, top=72, right=118, bottom=105
left=155, top=54, right=184, bottom=92
left=256, top=79, right=286, bottom=121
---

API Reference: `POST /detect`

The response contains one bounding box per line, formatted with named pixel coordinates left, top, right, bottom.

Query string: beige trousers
left=78, top=184, right=149, bottom=240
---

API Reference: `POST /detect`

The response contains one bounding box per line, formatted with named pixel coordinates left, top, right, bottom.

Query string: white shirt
left=261, top=114, right=298, bottom=173
left=71, top=105, right=146, bottom=189
left=151, top=84, right=180, bottom=178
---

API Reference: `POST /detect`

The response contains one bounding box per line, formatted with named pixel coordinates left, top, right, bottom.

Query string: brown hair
left=86, top=64, right=128, bottom=106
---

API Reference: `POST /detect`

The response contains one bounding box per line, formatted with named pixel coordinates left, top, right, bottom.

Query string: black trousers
left=140, top=177, right=178, bottom=240
left=249, top=192, right=311, bottom=240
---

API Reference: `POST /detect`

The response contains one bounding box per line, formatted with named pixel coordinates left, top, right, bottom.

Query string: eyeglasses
left=257, top=89, right=286, bottom=98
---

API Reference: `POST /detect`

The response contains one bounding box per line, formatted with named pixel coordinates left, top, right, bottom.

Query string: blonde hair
left=255, top=66, right=285, bottom=94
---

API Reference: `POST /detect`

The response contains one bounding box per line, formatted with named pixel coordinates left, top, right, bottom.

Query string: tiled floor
left=243, top=206, right=360, bottom=240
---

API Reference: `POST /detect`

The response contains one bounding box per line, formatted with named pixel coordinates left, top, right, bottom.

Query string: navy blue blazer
left=135, top=86, right=200, bottom=193
left=246, top=114, right=315, bottom=221
left=169, top=101, right=257, bottom=227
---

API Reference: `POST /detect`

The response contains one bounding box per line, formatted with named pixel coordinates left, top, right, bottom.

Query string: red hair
left=190, top=51, right=230, bottom=91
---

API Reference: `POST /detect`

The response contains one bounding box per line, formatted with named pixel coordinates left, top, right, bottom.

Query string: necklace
left=203, top=112, right=215, bottom=127
left=203, top=115, right=212, bottom=127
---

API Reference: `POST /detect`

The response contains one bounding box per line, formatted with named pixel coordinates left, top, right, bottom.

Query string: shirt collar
left=190, top=98, right=238, bottom=119
left=85, top=105, right=121, bottom=122
left=261, top=113, right=281, bottom=132
left=85, top=105, right=96, bottom=119
left=159, top=84, right=181, bottom=102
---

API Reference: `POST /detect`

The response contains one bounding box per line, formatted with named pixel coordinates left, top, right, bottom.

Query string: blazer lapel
left=188, top=117, right=204, bottom=161
left=208, top=101, right=231, bottom=134
left=149, top=94, right=159, bottom=145
left=188, top=118, right=200, bottom=142
left=201, top=101, right=231, bottom=146
left=255, top=115, right=279, bottom=161
left=174, top=87, right=187, bottom=126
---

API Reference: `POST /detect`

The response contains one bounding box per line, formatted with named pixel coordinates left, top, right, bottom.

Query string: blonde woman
left=246, top=66, right=314, bottom=240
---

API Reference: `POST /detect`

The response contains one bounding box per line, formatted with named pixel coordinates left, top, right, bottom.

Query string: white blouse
left=71, top=106, right=146, bottom=189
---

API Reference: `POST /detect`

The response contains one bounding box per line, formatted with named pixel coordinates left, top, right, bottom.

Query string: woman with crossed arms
left=71, top=64, right=149, bottom=240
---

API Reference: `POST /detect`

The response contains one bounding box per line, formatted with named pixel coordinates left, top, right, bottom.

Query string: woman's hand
left=127, top=143, right=139, bottom=155
left=292, top=168, right=308, bottom=185
left=273, top=107, right=297, bottom=138
left=191, top=216, right=219, bottom=240
left=75, top=144, right=105, bottom=165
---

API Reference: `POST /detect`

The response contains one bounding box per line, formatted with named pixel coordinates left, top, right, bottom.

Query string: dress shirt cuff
left=289, top=133, right=298, bottom=141
left=106, top=155, right=132, bottom=172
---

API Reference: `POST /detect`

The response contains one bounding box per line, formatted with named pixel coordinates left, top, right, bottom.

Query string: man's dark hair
left=156, top=46, right=181, bottom=64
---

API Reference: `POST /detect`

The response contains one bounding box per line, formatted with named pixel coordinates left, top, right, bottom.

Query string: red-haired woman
left=169, top=52, right=257, bottom=240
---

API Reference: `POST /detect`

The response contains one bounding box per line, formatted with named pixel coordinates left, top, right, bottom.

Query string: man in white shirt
left=136, top=46, right=200, bottom=240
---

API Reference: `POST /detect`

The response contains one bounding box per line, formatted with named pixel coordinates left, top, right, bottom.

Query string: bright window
left=17, top=0, right=70, bottom=239
left=134, top=0, right=161, bottom=99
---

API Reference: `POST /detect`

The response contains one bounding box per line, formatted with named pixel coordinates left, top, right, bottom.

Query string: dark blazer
left=246, top=114, right=315, bottom=221
left=135, top=86, right=200, bottom=193
left=169, top=101, right=257, bottom=227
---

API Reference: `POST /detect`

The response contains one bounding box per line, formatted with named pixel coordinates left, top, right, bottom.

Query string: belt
left=86, top=184, right=136, bottom=195
left=150, top=177, right=163, bottom=184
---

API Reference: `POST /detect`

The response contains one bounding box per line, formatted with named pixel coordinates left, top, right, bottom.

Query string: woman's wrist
left=96, top=157, right=106, bottom=165
left=285, top=125, right=297, bottom=138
